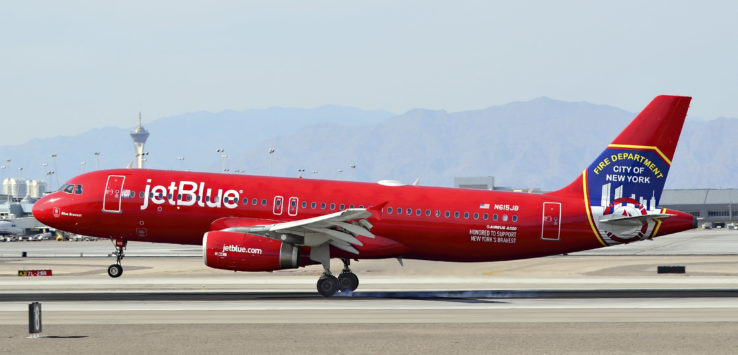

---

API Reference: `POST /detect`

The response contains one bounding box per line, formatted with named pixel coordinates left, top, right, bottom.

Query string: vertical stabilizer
left=551, top=95, right=691, bottom=245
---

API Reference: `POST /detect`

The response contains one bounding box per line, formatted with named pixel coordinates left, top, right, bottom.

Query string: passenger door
left=541, top=202, right=561, bottom=241
left=103, top=175, right=126, bottom=213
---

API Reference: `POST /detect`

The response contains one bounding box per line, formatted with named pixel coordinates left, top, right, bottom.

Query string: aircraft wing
left=219, top=208, right=375, bottom=254
left=599, top=213, right=676, bottom=224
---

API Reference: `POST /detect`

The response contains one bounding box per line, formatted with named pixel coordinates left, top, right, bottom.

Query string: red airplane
left=32, top=95, right=696, bottom=296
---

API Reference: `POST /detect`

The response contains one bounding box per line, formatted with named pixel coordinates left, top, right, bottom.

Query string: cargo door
left=103, top=175, right=126, bottom=213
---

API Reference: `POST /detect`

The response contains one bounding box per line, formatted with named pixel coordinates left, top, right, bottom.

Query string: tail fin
left=553, top=95, right=691, bottom=208
left=551, top=95, right=692, bottom=246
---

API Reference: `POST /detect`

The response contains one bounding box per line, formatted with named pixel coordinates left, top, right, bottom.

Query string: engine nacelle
left=203, top=231, right=300, bottom=272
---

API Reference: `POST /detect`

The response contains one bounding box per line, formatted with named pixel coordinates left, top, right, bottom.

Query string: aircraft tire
left=317, top=275, right=339, bottom=297
left=338, top=272, right=359, bottom=292
left=107, top=264, right=123, bottom=278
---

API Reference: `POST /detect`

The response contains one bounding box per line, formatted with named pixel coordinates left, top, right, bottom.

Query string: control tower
left=130, top=112, right=150, bottom=169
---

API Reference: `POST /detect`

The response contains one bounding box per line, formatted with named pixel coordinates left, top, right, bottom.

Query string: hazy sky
left=2, top=1, right=736, bottom=145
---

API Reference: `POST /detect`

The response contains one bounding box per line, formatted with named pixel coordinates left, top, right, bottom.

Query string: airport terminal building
left=660, top=189, right=738, bottom=225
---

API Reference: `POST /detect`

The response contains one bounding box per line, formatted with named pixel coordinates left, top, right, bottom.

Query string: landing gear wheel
left=317, top=275, right=339, bottom=297
left=338, top=272, right=359, bottom=292
left=108, top=264, right=123, bottom=278
left=108, top=239, right=127, bottom=278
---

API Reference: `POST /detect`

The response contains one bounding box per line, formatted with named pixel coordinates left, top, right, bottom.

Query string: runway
left=1, top=229, right=738, bottom=353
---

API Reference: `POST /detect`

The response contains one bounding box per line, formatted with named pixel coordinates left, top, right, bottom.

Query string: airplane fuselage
left=34, top=168, right=692, bottom=262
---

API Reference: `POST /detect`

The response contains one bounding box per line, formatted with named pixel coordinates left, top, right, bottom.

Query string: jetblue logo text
left=222, top=244, right=263, bottom=255
left=140, top=179, right=240, bottom=210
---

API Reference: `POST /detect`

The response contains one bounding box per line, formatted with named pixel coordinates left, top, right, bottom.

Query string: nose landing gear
left=107, top=239, right=126, bottom=278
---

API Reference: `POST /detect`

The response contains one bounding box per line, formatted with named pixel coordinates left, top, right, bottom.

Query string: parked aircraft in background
left=33, top=96, right=696, bottom=296
left=0, top=220, right=23, bottom=235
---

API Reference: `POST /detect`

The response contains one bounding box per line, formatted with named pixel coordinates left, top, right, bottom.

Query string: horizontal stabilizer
left=599, top=213, right=676, bottom=224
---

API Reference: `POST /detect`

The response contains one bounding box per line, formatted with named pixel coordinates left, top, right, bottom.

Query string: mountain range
left=1, top=98, right=735, bottom=191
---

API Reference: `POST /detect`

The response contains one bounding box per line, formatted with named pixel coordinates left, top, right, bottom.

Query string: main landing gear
left=107, top=239, right=126, bottom=278
left=316, top=258, right=359, bottom=297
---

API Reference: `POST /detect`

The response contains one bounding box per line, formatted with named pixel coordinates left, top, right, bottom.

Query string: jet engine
left=203, top=231, right=303, bottom=272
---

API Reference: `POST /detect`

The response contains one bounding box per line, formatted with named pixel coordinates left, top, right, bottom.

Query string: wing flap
left=215, top=208, right=376, bottom=254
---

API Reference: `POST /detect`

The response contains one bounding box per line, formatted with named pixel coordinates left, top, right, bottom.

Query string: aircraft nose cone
left=32, top=196, right=55, bottom=225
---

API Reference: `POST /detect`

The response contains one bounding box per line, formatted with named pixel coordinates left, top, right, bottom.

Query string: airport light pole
left=40, top=163, right=48, bottom=181
left=267, top=147, right=275, bottom=176
left=298, top=168, right=305, bottom=178
left=50, top=154, right=59, bottom=187
left=177, top=156, right=184, bottom=170
left=94, top=152, right=100, bottom=170
left=80, top=161, right=86, bottom=173
left=349, top=163, right=356, bottom=181
left=216, top=149, right=225, bottom=173
left=220, top=154, right=228, bottom=173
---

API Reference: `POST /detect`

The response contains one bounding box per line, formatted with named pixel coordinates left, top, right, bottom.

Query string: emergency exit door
left=103, top=175, right=126, bottom=213
left=541, top=202, right=561, bottom=241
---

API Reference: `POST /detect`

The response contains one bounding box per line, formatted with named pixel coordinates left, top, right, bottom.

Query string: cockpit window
left=63, top=184, right=74, bottom=194
left=74, top=185, right=83, bottom=195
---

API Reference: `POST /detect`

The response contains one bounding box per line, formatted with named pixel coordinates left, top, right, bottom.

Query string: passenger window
left=139, top=192, right=144, bottom=198
left=454, top=211, right=460, bottom=218
left=407, top=208, right=412, bottom=215
left=435, top=210, right=440, bottom=217
left=445, top=211, right=450, bottom=218
left=502, top=214, right=508, bottom=221
left=129, top=190, right=135, bottom=198
left=416, top=209, right=421, bottom=216
left=425, top=209, right=431, bottom=216
left=473, top=213, right=479, bottom=220
left=330, top=203, right=336, bottom=210
left=321, top=203, right=326, bottom=209
left=350, top=205, right=355, bottom=209
left=242, top=198, right=249, bottom=205
left=493, top=214, right=498, bottom=221
left=63, top=184, right=74, bottom=194
left=387, top=207, right=393, bottom=214
left=512, top=215, right=518, bottom=222
left=252, top=198, right=258, bottom=205
left=464, top=212, right=469, bottom=219
left=483, top=213, right=489, bottom=220
left=261, top=199, right=267, bottom=206
left=312, top=202, right=317, bottom=209
left=397, top=208, right=403, bottom=215
left=359, top=205, right=364, bottom=208
left=339, top=204, right=345, bottom=210
left=301, top=201, right=307, bottom=208
left=205, top=196, right=210, bottom=202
